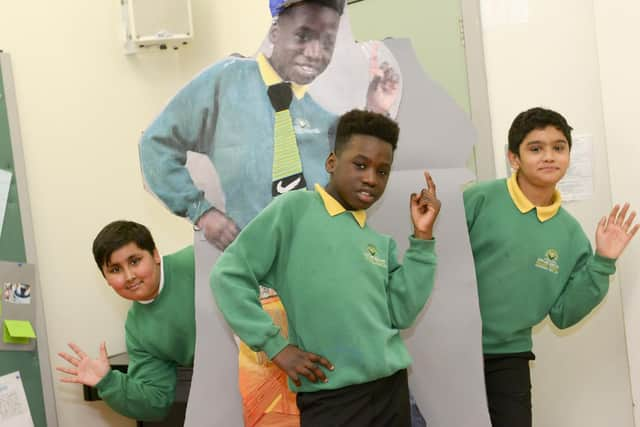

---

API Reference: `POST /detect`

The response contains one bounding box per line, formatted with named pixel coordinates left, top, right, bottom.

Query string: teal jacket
left=139, top=56, right=335, bottom=228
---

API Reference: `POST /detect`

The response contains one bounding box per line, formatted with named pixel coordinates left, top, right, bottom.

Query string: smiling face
left=102, top=242, right=161, bottom=302
left=268, top=3, right=340, bottom=85
left=508, top=125, right=570, bottom=193
left=325, top=134, right=393, bottom=211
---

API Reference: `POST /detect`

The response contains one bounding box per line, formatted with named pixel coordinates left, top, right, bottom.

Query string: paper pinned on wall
left=0, top=371, right=34, bottom=427
left=557, top=134, right=594, bottom=202
left=0, top=168, right=12, bottom=238
left=480, top=0, right=529, bottom=29
left=3, top=320, right=36, bottom=345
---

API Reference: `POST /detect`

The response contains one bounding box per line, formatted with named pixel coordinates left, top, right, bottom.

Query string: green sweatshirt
left=211, top=187, right=437, bottom=392
left=96, top=246, right=195, bottom=421
left=464, top=178, right=616, bottom=354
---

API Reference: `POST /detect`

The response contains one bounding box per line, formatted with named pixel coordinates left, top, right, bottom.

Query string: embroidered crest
left=535, top=249, right=560, bottom=274
left=364, top=244, right=386, bottom=268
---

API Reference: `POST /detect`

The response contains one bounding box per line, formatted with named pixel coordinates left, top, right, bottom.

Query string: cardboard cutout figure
left=139, top=1, right=487, bottom=426
left=368, top=38, right=491, bottom=427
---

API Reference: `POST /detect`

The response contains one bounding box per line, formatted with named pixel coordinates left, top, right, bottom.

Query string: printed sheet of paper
left=0, top=371, right=34, bottom=427
left=0, top=169, right=11, bottom=239
left=558, top=134, right=594, bottom=202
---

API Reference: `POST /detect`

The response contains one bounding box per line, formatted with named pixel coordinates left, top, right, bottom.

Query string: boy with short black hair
left=57, top=220, right=195, bottom=421
left=464, top=107, right=639, bottom=427
left=211, top=109, right=440, bottom=427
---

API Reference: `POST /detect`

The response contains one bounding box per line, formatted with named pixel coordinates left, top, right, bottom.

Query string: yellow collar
left=507, top=173, right=561, bottom=222
left=257, top=53, right=307, bottom=100
left=315, top=184, right=367, bottom=228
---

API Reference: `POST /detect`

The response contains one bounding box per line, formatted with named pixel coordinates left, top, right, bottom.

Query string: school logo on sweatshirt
left=535, top=249, right=559, bottom=274
left=364, top=244, right=387, bottom=268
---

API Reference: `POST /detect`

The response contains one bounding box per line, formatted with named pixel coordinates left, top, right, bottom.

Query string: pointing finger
left=424, top=171, right=437, bottom=196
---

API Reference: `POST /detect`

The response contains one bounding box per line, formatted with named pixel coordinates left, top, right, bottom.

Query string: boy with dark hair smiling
left=211, top=109, right=440, bottom=426
left=464, top=107, right=639, bottom=427
left=56, top=220, right=195, bottom=422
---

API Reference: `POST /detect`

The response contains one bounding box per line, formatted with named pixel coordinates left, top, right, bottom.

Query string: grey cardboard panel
left=368, top=169, right=490, bottom=427
left=385, top=38, right=477, bottom=171
left=184, top=235, right=244, bottom=427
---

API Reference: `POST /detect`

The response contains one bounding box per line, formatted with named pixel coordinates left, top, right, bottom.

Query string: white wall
left=480, top=0, right=635, bottom=426
left=593, top=1, right=640, bottom=424
left=0, top=1, right=268, bottom=426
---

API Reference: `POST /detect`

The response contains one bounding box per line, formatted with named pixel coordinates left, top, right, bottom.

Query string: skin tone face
left=274, top=145, right=441, bottom=388
left=508, top=125, right=570, bottom=206
left=325, top=133, right=393, bottom=211
left=269, top=3, right=340, bottom=85
left=102, top=242, right=161, bottom=302
left=56, top=242, right=164, bottom=387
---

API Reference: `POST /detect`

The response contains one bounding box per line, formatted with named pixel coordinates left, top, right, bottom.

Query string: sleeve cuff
left=188, top=199, right=214, bottom=224
left=95, top=369, right=117, bottom=394
left=407, top=236, right=436, bottom=259
left=591, top=253, right=616, bottom=275
left=263, top=334, right=289, bottom=360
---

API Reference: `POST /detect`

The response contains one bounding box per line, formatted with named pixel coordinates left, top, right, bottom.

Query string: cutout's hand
left=197, top=208, right=240, bottom=251
left=56, top=341, right=110, bottom=387
left=272, top=345, right=334, bottom=387
left=366, top=42, right=400, bottom=115
left=410, top=171, right=441, bottom=240
left=595, top=203, right=639, bottom=259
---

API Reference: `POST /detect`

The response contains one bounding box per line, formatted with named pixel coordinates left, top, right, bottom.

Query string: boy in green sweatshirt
left=211, top=109, right=440, bottom=427
left=56, top=220, right=195, bottom=421
left=463, top=107, right=639, bottom=427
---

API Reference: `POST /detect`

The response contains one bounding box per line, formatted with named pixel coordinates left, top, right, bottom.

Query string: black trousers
left=484, top=353, right=535, bottom=427
left=296, top=369, right=411, bottom=427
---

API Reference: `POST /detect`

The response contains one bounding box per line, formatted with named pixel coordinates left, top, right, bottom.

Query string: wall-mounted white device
left=121, top=0, right=193, bottom=54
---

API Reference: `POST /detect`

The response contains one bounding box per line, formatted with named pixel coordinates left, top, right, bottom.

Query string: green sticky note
left=3, top=320, right=36, bottom=344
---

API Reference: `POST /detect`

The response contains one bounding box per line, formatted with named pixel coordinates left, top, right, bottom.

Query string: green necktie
left=268, top=82, right=306, bottom=197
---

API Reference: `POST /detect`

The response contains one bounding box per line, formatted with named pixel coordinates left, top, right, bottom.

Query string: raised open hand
left=56, top=341, right=110, bottom=387
left=595, top=203, right=639, bottom=259
left=365, top=42, right=401, bottom=116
